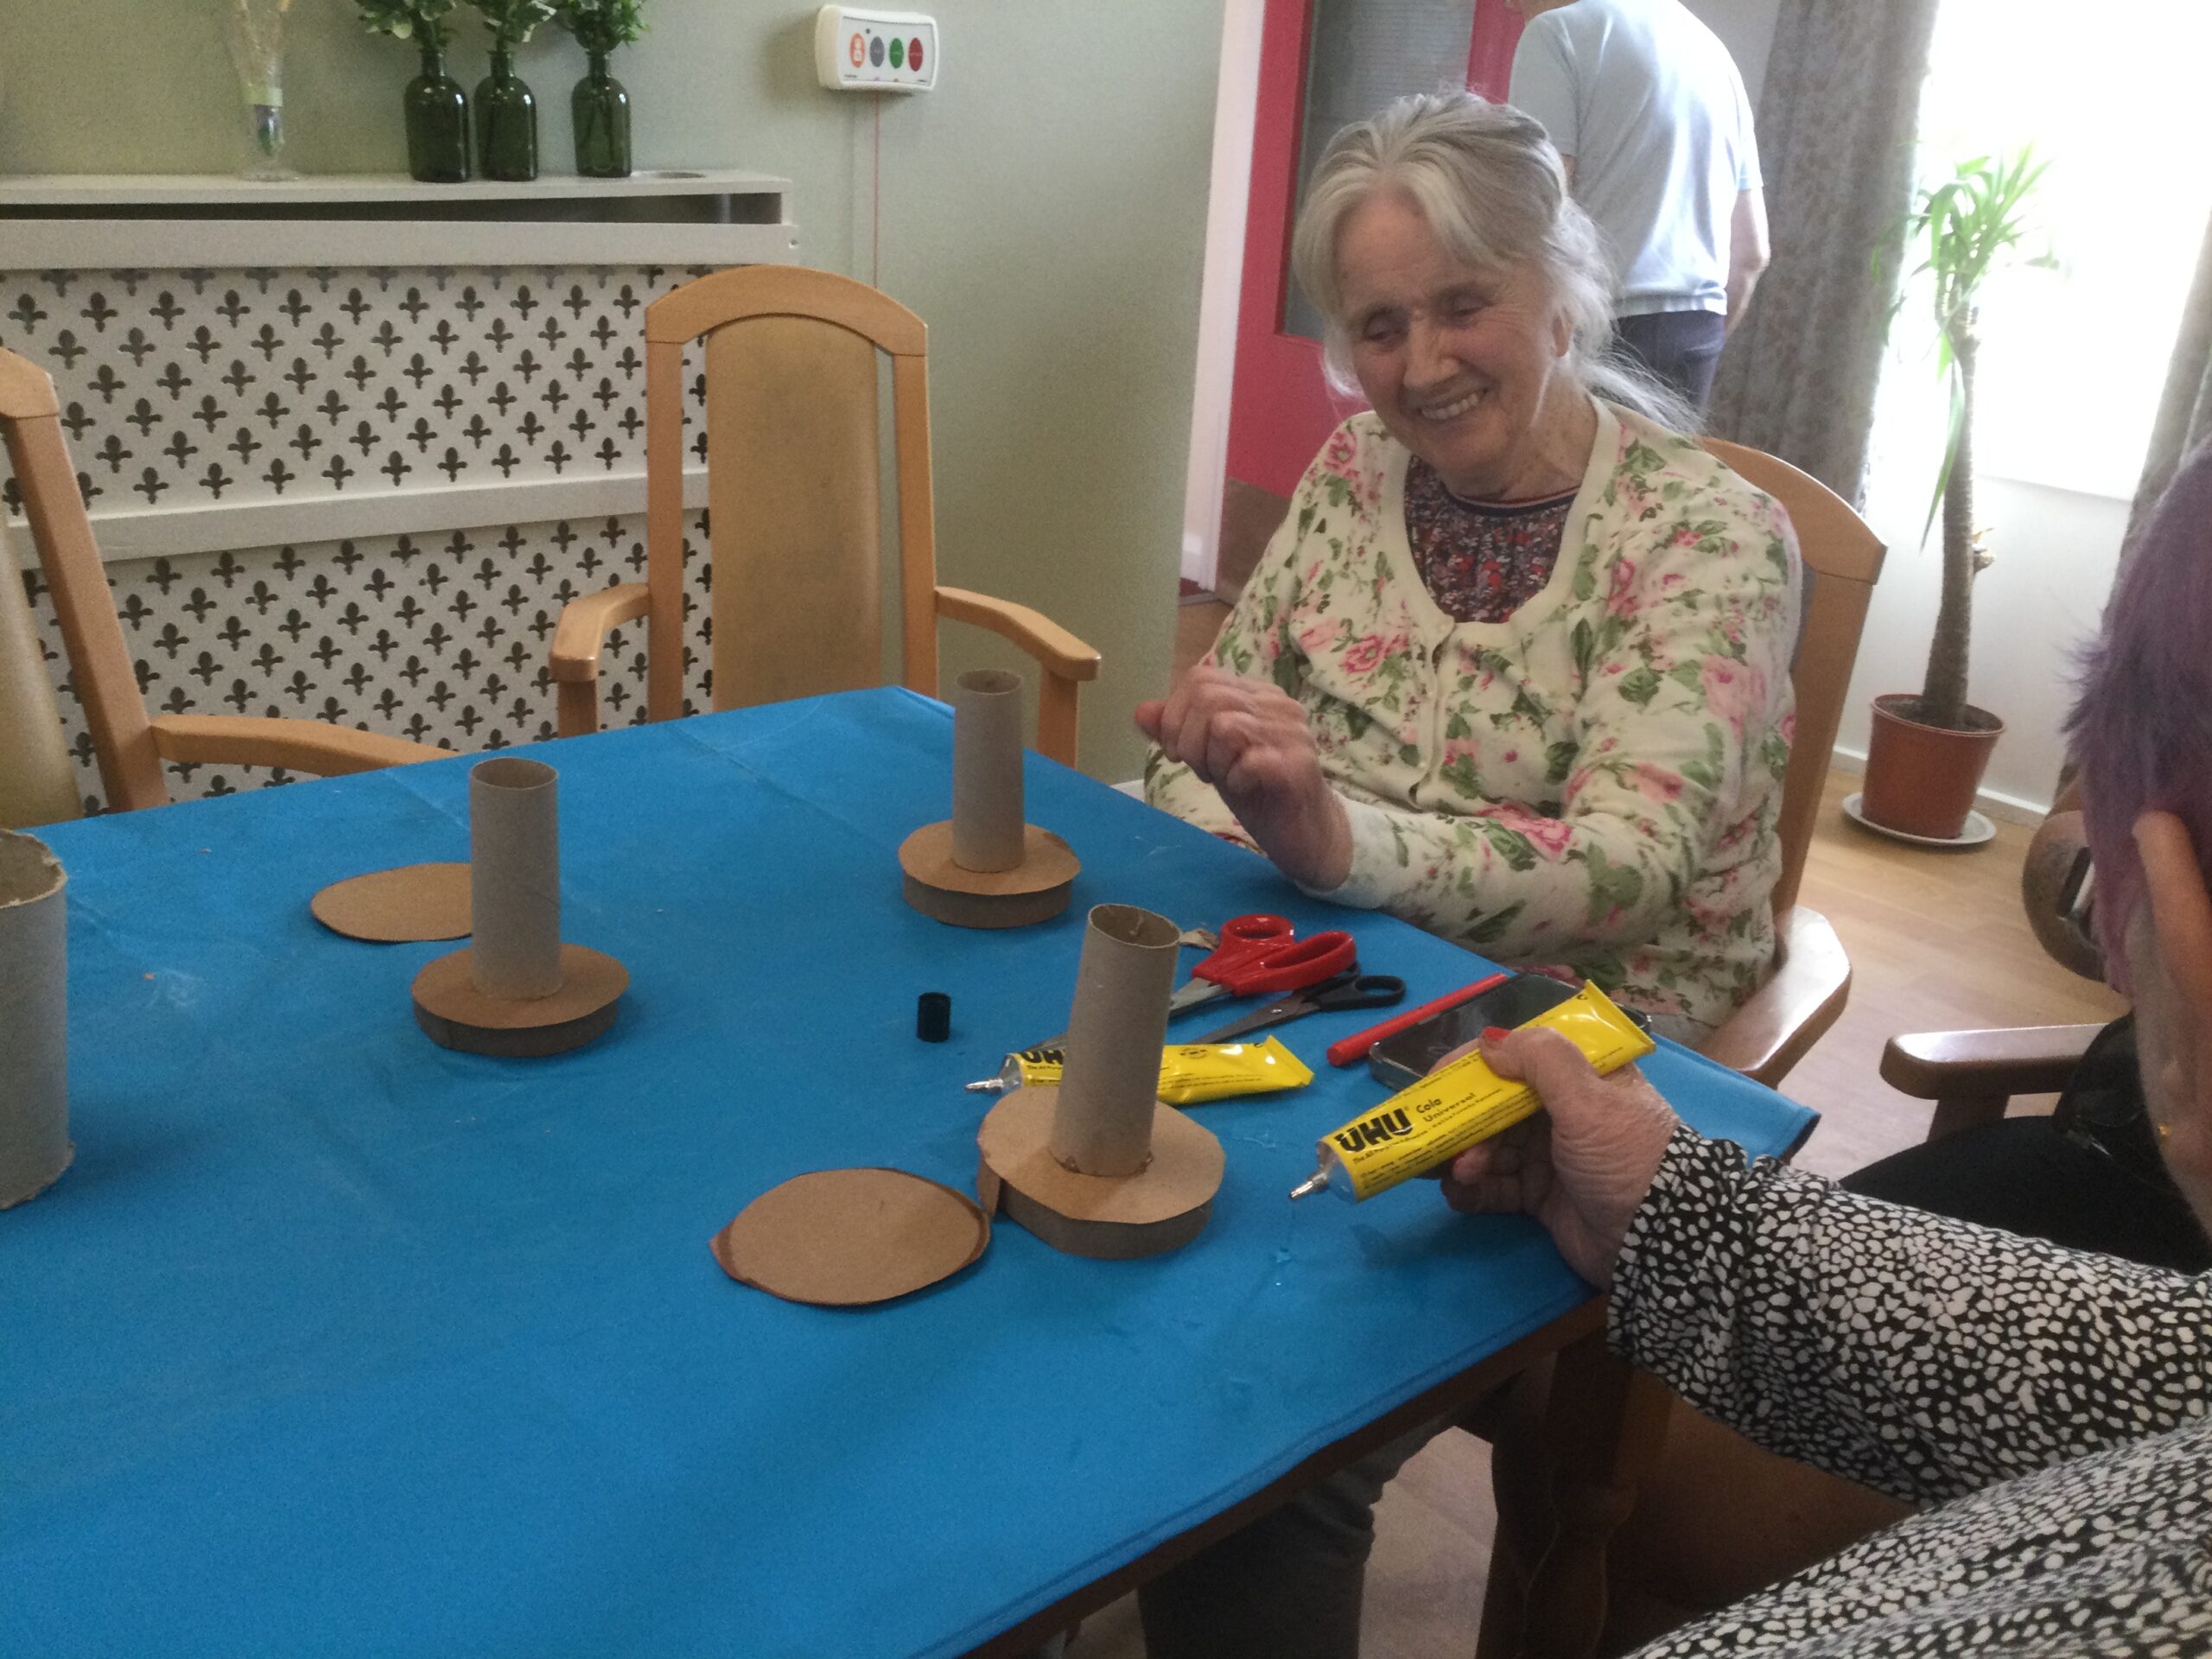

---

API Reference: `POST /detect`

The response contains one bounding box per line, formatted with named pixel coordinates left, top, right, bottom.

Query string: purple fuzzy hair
left=2068, top=442, right=2212, bottom=989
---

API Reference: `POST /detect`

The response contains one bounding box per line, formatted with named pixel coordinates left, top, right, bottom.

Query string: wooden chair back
left=1701, top=437, right=1886, bottom=916
left=0, top=515, right=82, bottom=829
left=1, top=346, right=169, bottom=812
left=642, top=266, right=938, bottom=724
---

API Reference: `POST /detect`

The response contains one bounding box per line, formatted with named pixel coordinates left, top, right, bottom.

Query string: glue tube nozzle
left=1288, top=1166, right=1332, bottom=1201
left=965, top=1077, right=1009, bottom=1095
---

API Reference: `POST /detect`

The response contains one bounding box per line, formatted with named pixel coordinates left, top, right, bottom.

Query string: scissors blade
left=1166, top=978, right=1228, bottom=1017
left=1191, top=996, right=1306, bottom=1044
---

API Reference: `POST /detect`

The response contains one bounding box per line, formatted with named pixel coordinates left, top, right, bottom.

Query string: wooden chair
left=1696, top=437, right=1888, bottom=1088
left=0, top=346, right=443, bottom=812
left=0, top=516, right=82, bottom=830
left=1881, top=1024, right=2107, bottom=1141
left=1884, top=801, right=2107, bottom=1142
left=1475, top=439, right=1888, bottom=1659
left=546, top=266, right=1101, bottom=765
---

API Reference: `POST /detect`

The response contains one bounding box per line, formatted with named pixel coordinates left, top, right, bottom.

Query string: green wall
left=0, top=1, right=1222, bottom=779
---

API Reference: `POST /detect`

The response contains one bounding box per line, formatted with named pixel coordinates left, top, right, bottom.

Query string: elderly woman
left=1440, top=441, right=2212, bottom=1654
left=1131, top=90, right=1791, bottom=1659
left=1140, top=91, right=1796, bottom=1042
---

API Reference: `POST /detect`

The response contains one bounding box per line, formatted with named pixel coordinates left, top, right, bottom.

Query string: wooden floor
left=1058, top=600, right=2129, bottom=1656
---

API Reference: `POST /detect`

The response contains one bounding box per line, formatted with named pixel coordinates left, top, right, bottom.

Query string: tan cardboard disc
left=712, top=1167, right=991, bottom=1306
left=898, top=820, right=1078, bottom=929
left=976, top=1084, right=1224, bottom=1260
left=412, top=942, right=628, bottom=1058
left=996, top=1181, right=1212, bottom=1260
left=310, top=862, right=473, bottom=943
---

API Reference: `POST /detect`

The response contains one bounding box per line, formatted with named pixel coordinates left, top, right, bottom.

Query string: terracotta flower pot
left=1859, top=693, right=2005, bottom=842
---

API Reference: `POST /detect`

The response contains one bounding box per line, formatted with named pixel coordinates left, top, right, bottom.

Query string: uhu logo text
left=1333, top=1108, right=1414, bottom=1154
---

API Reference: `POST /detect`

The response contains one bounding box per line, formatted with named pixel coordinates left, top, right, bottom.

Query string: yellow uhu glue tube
left=965, top=1037, right=1315, bottom=1105
left=1288, top=984, right=1654, bottom=1203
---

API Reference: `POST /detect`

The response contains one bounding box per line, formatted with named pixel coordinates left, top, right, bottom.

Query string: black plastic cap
left=916, top=991, right=951, bottom=1043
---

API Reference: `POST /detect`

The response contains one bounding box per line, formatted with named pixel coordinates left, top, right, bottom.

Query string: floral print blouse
left=1402, top=459, right=1577, bottom=623
left=1146, top=402, right=1800, bottom=1038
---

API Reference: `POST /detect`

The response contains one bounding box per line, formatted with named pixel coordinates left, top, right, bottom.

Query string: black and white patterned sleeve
left=1610, top=1127, right=2212, bottom=1505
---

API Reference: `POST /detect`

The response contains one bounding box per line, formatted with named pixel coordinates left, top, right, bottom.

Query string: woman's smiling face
left=1336, top=187, right=1577, bottom=500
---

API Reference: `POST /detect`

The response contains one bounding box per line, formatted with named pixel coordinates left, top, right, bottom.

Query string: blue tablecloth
left=2, top=689, right=1815, bottom=1657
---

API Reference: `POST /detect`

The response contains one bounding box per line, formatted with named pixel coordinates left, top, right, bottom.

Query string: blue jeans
left=1614, top=309, right=1728, bottom=412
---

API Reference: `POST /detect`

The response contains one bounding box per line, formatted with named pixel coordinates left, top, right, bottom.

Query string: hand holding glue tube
left=1289, top=985, right=1669, bottom=1272
left=1435, top=1021, right=1681, bottom=1289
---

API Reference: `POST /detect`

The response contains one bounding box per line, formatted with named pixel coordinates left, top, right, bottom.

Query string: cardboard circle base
left=976, top=1086, right=1224, bottom=1261
left=311, top=862, right=473, bottom=942
left=898, top=821, right=1078, bottom=930
left=412, top=943, right=629, bottom=1058
left=712, top=1167, right=991, bottom=1306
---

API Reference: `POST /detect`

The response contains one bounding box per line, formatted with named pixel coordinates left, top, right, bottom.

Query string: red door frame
left=1224, top=0, right=1525, bottom=500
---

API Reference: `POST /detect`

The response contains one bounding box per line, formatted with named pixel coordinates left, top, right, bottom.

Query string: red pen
left=1324, top=971, right=1510, bottom=1068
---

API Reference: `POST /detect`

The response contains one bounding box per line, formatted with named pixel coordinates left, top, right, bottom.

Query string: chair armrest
left=550, top=582, right=652, bottom=741
left=1697, top=906, right=1851, bottom=1089
left=933, top=586, right=1101, bottom=683
left=149, top=715, right=445, bottom=777
left=1878, top=1026, right=2102, bottom=1102
left=549, top=582, right=652, bottom=685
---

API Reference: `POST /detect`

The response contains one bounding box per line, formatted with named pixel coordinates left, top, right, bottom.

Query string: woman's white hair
left=1290, top=90, right=1695, bottom=431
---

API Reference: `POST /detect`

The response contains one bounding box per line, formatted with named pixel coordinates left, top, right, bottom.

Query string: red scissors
left=1166, top=913, right=1358, bottom=1017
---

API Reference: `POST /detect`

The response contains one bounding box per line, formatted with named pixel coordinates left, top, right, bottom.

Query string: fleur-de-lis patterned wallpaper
left=2, top=263, right=720, bottom=812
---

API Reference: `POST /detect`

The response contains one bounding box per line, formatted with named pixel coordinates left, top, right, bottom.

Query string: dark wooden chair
left=1884, top=803, right=2107, bottom=1141
left=1883, top=1026, right=2107, bottom=1142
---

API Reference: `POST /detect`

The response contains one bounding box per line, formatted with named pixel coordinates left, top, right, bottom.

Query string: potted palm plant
left=1858, top=149, right=2050, bottom=843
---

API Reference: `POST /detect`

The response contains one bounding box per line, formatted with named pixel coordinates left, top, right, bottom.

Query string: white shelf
left=0, top=169, right=798, bottom=270
left=0, top=170, right=785, bottom=207
left=79, top=467, right=712, bottom=566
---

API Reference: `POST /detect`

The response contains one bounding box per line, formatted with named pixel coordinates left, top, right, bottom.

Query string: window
left=1894, top=0, right=2212, bottom=499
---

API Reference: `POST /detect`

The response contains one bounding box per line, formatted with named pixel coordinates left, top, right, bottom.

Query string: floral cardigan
left=1147, top=402, right=1799, bottom=1038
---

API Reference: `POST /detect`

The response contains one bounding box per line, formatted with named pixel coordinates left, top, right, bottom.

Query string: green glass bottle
left=475, top=45, right=537, bottom=183
left=404, top=44, right=471, bottom=184
left=571, top=51, right=632, bottom=180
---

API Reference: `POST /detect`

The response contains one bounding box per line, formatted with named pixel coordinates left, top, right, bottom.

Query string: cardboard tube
left=1050, top=904, right=1180, bottom=1177
left=951, top=669, right=1025, bottom=874
left=469, top=757, right=563, bottom=1000
left=0, top=830, right=71, bottom=1208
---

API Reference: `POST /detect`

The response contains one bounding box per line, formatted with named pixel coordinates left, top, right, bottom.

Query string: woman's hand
left=1436, top=1025, right=1680, bottom=1288
left=1135, top=666, right=1355, bottom=892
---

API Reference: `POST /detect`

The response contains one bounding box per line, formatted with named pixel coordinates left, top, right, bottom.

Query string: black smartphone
left=1364, top=974, right=1580, bottom=1090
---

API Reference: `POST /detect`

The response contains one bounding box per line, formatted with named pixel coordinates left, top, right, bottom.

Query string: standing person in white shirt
left=1507, top=0, right=1768, bottom=410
